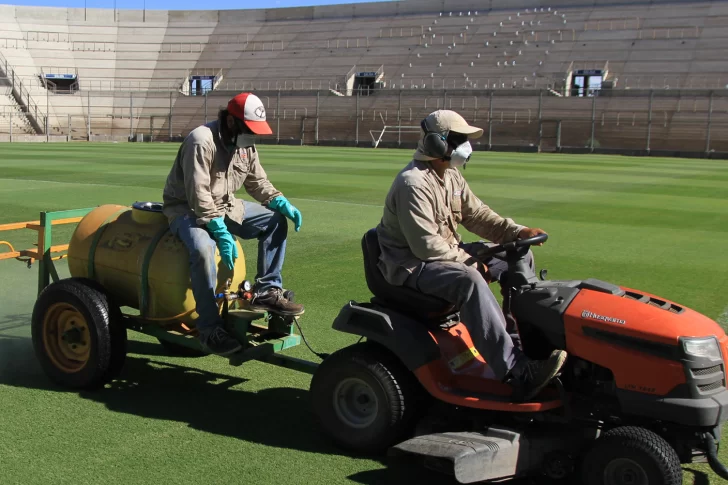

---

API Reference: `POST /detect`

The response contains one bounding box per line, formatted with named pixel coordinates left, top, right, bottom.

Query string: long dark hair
left=218, top=108, right=234, bottom=142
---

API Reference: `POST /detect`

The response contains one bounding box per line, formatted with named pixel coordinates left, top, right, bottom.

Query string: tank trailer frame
left=0, top=208, right=319, bottom=375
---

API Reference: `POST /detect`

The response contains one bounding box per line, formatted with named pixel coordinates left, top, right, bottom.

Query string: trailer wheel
left=157, top=338, right=207, bottom=357
left=582, top=426, right=682, bottom=485
left=310, top=342, right=423, bottom=454
left=32, top=278, right=127, bottom=390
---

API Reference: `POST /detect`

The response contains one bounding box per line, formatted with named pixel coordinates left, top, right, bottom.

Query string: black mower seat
left=361, top=228, right=455, bottom=319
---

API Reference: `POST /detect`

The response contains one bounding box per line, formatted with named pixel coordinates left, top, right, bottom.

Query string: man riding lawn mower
left=375, top=110, right=566, bottom=402
left=310, top=110, right=728, bottom=484
left=162, top=92, right=304, bottom=356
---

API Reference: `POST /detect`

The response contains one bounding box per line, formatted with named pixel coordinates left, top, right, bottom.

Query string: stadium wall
left=1, top=0, right=728, bottom=157
left=11, top=87, right=721, bottom=158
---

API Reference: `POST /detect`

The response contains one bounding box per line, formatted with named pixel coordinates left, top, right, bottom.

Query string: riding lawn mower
left=310, top=228, right=728, bottom=484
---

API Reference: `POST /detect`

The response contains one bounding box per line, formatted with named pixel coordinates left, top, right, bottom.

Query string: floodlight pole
left=129, top=92, right=134, bottom=140
left=487, top=90, right=493, bottom=149
left=168, top=91, right=173, bottom=141
left=355, top=88, right=360, bottom=146
left=706, top=90, right=714, bottom=154
left=537, top=89, right=543, bottom=148
left=315, top=90, right=320, bottom=145
left=276, top=90, right=281, bottom=144
left=46, top=80, right=49, bottom=142
left=87, top=89, right=91, bottom=141
left=646, top=89, right=653, bottom=153
left=589, top=94, right=596, bottom=152
left=397, top=89, right=402, bottom=146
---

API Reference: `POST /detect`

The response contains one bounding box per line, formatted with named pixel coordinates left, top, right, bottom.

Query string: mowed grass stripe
left=466, top=183, right=728, bottom=214
left=0, top=143, right=726, bottom=485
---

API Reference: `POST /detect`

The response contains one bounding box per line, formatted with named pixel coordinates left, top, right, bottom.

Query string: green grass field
left=0, top=143, right=726, bottom=485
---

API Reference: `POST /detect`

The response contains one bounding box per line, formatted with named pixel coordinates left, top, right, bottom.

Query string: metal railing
left=0, top=50, right=45, bottom=133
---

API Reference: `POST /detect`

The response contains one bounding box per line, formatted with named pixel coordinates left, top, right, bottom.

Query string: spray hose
left=703, top=432, right=728, bottom=480
left=292, top=316, right=329, bottom=361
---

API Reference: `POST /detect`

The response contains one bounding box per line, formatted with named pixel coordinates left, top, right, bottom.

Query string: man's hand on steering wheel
left=518, top=227, right=547, bottom=246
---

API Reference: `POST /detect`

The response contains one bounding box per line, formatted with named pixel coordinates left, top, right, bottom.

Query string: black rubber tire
left=75, top=278, right=127, bottom=382
left=310, top=341, right=423, bottom=454
left=582, top=426, right=683, bottom=485
left=157, top=337, right=207, bottom=357
left=31, top=278, right=127, bottom=390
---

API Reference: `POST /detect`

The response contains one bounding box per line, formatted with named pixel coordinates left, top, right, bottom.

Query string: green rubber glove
left=206, top=217, right=238, bottom=270
left=268, top=195, right=302, bottom=232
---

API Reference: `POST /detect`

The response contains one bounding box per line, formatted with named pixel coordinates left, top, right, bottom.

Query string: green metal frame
left=33, top=208, right=319, bottom=375
left=37, top=207, right=95, bottom=295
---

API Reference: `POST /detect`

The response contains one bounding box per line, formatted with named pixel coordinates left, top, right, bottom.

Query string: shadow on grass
left=684, top=468, right=712, bottom=485
left=347, top=464, right=579, bottom=485
left=0, top=313, right=31, bottom=331
left=0, top=335, right=648, bottom=485
left=0, top=334, right=453, bottom=484
left=126, top=339, right=183, bottom=357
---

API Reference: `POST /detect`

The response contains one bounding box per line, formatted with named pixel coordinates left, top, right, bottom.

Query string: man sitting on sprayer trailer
left=162, top=92, right=304, bottom=357
left=375, top=109, right=568, bottom=401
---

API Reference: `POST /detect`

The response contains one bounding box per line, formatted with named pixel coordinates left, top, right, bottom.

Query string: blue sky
left=3, top=0, right=394, bottom=9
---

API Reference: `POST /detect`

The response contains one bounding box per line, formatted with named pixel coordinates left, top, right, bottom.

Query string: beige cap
left=423, top=110, right=484, bottom=139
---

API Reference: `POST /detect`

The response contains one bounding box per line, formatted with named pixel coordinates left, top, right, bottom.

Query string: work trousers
left=404, top=243, right=535, bottom=380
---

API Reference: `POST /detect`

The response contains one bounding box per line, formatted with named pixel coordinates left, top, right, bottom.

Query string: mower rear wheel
left=582, top=426, right=682, bottom=485
left=31, top=278, right=127, bottom=390
left=310, top=342, right=424, bottom=454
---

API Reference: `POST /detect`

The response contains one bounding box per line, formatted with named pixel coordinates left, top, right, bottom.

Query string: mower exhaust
left=703, top=432, right=728, bottom=480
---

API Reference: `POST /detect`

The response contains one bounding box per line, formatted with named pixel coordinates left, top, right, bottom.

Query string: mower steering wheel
left=478, top=233, right=549, bottom=258
left=508, top=232, right=549, bottom=249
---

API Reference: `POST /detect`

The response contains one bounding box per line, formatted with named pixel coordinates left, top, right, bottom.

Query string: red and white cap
left=227, top=93, right=273, bottom=135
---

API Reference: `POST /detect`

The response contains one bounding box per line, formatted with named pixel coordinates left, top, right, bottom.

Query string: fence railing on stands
left=1, top=88, right=727, bottom=156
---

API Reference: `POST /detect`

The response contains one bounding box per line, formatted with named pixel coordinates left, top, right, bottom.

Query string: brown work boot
left=250, top=287, right=305, bottom=316
left=510, top=350, right=568, bottom=401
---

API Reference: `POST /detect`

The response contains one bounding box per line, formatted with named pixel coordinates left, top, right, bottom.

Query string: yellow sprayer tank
left=67, top=202, right=246, bottom=326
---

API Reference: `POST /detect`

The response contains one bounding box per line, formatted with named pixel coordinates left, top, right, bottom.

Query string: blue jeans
left=169, top=201, right=288, bottom=331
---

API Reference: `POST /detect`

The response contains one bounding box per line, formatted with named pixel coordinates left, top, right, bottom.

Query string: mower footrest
left=389, top=429, right=522, bottom=484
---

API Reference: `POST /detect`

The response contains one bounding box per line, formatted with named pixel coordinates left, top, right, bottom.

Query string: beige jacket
left=376, top=159, right=524, bottom=286
left=162, top=120, right=281, bottom=226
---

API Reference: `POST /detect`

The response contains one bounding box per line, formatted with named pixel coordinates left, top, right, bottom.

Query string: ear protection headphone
left=420, top=117, right=451, bottom=160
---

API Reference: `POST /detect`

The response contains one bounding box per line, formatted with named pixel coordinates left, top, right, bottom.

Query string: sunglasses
left=446, top=132, right=469, bottom=149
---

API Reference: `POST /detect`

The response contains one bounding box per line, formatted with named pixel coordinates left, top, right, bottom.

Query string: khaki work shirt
left=162, top=120, right=281, bottom=226
left=376, top=159, right=524, bottom=286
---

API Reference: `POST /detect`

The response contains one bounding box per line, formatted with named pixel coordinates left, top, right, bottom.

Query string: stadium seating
left=0, top=0, right=726, bottom=152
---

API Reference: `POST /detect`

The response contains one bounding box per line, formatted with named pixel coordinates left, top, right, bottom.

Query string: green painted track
left=0, top=143, right=726, bottom=484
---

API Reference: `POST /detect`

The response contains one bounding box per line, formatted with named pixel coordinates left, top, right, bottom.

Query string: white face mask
left=449, top=141, right=473, bottom=168
left=235, top=134, right=256, bottom=149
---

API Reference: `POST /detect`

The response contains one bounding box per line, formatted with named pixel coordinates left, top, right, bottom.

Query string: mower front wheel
left=310, top=342, right=423, bottom=454
left=582, top=426, right=682, bottom=485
